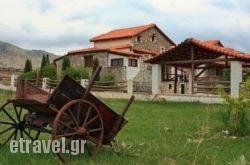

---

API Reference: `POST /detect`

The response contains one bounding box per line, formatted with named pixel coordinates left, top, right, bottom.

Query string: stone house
left=53, top=24, right=175, bottom=86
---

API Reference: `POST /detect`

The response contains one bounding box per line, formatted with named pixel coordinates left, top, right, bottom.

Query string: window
left=151, top=34, right=156, bottom=42
left=136, top=35, right=141, bottom=42
left=161, top=65, right=169, bottom=81
left=128, top=59, right=138, bottom=67
left=84, top=56, right=93, bottom=67
left=111, top=58, right=123, bottom=67
left=160, top=47, right=165, bottom=53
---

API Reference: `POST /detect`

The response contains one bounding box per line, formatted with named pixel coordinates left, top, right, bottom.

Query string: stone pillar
left=188, top=69, right=193, bottom=95
left=127, top=79, right=133, bottom=96
left=11, top=74, right=17, bottom=91
left=231, top=61, right=242, bottom=97
left=81, top=79, right=88, bottom=88
left=152, top=64, right=161, bottom=95
left=42, top=78, right=48, bottom=90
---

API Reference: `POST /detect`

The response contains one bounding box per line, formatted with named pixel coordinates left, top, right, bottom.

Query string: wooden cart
left=0, top=67, right=134, bottom=162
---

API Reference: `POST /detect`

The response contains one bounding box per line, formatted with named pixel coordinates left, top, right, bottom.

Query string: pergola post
left=152, top=64, right=161, bottom=95
left=230, top=61, right=242, bottom=97
left=188, top=69, right=194, bottom=95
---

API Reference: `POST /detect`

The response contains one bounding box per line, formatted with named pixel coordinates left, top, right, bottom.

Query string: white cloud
left=0, top=0, right=249, bottom=55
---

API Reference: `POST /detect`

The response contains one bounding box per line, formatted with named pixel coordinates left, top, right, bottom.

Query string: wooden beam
left=191, top=46, right=194, bottom=94
left=195, top=68, right=207, bottom=78
left=174, top=67, right=177, bottom=93
left=158, top=57, right=236, bottom=65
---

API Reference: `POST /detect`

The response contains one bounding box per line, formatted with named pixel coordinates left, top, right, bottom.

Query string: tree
left=40, top=55, right=47, bottom=70
left=23, top=59, right=32, bottom=73
left=42, top=64, right=57, bottom=80
left=45, top=54, right=50, bottom=64
left=62, top=57, right=71, bottom=71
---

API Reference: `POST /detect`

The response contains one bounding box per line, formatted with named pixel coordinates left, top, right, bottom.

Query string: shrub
left=63, top=66, right=89, bottom=80
left=217, top=78, right=250, bottom=136
left=19, top=70, right=37, bottom=80
left=99, top=72, right=115, bottom=86
left=41, top=64, right=57, bottom=80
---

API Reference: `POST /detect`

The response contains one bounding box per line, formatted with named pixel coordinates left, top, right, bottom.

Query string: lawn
left=0, top=90, right=250, bottom=165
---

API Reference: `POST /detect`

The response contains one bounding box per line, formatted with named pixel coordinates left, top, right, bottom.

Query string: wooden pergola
left=145, top=38, right=250, bottom=96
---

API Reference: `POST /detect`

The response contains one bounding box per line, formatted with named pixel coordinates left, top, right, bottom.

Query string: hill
left=0, top=41, right=59, bottom=69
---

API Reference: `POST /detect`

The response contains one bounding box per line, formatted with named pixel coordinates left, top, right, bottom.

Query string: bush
left=63, top=66, right=89, bottom=80
left=217, top=78, right=250, bottom=136
left=99, top=72, right=115, bottom=86
left=19, top=71, right=37, bottom=80
left=42, top=64, right=57, bottom=80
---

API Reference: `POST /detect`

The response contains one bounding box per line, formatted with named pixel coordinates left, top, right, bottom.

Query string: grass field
left=0, top=90, right=250, bottom=165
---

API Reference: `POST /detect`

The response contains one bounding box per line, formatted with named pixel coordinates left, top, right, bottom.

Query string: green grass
left=0, top=90, right=250, bottom=164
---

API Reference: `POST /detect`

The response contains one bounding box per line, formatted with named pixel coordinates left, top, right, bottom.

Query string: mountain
left=0, top=41, right=59, bottom=69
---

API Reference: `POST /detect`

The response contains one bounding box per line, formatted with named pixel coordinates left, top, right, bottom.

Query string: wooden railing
left=193, top=80, right=230, bottom=94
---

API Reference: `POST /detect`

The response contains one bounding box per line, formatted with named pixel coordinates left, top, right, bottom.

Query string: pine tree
left=46, top=54, right=50, bottom=65
left=41, top=55, right=47, bottom=69
left=40, top=55, right=46, bottom=76
left=28, top=59, right=32, bottom=71
left=23, top=59, right=32, bottom=73
left=62, top=57, right=70, bottom=71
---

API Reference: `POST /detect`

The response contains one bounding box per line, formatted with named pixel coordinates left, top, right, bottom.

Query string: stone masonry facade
left=132, top=27, right=173, bottom=52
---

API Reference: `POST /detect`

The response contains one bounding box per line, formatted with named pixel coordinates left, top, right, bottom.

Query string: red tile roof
left=90, top=24, right=156, bottom=41
left=133, top=48, right=159, bottom=56
left=90, top=23, right=175, bottom=45
left=202, top=40, right=224, bottom=47
left=145, top=38, right=250, bottom=65
left=53, top=47, right=142, bottom=62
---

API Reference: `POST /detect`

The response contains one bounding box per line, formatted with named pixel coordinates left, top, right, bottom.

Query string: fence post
left=11, top=74, right=17, bottom=91
left=81, top=79, right=88, bottom=88
left=42, top=78, right=48, bottom=90
left=127, top=79, right=133, bottom=96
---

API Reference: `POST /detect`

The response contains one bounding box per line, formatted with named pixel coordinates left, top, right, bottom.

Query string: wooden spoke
left=52, top=99, right=104, bottom=162
left=82, top=106, right=91, bottom=126
left=67, top=107, right=80, bottom=128
left=22, top=129, right=35, bottom=141
left=59, top=120, right=75, bottom=131
left=2, top=109, right=16, bottom=123
left=0, top=100, right=40, bottom=147
left=1, top=130, right=17, bottom=146
left=57, top=132, right=78, bottom=138
left=86, top=115, right=98, bottom=126
left=0, top=121, right=14, bottom=125
left=0, top=126, right=14, bottom=135
left=88, top=128, right=102, bottom=133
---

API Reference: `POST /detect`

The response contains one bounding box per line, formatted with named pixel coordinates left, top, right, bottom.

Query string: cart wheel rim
left=0, top=100, right=40, bottom=147
left=52, top=99, right=104, bottom=162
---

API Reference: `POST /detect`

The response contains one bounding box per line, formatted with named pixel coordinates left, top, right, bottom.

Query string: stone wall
left=55, top=52, right=108, bottom=78
left=102, top=66, right=126, bottom=82
left=133, top=55, right=152, bottom=92
left=160, top=82, right=189, bottom=95
left=132, top=27, right=173, bottom=52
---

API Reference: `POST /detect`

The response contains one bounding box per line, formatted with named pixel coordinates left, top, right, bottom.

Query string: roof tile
left=90, top=24, right=156, bottom=41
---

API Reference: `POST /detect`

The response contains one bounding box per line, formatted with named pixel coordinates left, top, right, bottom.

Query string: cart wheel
left=0, top=100, right=40, bottom=147
left=52, top=99, right=104, bottom=162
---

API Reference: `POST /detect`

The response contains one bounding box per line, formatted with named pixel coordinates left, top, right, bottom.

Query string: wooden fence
left=193, top=80, right=230, bottom=94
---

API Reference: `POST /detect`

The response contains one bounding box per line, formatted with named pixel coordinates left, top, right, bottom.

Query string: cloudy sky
left=0, top=0, right=249, bottom=55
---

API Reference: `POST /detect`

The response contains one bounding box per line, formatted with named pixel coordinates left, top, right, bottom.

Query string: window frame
left=111, top=58, right=124, bottom=67
left=128, top=58, right=138, bottom=67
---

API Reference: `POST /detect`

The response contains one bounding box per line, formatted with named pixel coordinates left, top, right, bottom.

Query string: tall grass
left=0, top=91, right=249, bottom=164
